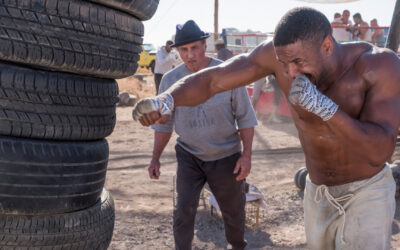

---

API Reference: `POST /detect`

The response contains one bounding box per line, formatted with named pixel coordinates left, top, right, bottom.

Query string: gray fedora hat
left=171, top=20, right=210, bottom=47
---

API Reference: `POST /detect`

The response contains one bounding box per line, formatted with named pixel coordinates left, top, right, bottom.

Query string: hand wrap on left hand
left=289, top=75, right=338, bottom=121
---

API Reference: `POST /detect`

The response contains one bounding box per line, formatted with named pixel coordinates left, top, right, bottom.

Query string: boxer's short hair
left=273, top=7, right=332, bottom=47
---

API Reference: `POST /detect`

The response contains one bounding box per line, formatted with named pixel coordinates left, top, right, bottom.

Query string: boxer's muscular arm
left=327, top=52, right=400, bottom=166
left=165, top=42, right=277, bottom=107
left=132, top=42, right=278, bottom=124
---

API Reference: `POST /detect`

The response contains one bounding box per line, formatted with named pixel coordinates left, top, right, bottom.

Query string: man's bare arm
left=148, top=131, right=172, bottom=179
left=152, top=131, right=172, bottom=160
left=239, top=127, right=254, bottom=158
left=165, top=42, right=277, bottom=107
left=132, top=42, right=278, bottom=125
left=326, top=51, right=400, bottom=166
left=234, top=127, right=255, bottom=181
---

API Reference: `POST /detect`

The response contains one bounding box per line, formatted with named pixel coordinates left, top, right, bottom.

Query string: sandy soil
left=106, top=74, right=400, bottom=250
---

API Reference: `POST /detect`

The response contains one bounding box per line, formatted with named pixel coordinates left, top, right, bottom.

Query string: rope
left=314, top=185, right=354, bottom=244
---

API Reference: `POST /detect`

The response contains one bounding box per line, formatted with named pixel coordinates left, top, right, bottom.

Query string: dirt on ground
left=107, top=73, right=400, bottom=250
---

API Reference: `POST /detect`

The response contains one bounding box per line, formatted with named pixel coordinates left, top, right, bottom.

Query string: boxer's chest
left=282, top=71, right=366, bottom=126
left=322, top=72, right=366, bottom=119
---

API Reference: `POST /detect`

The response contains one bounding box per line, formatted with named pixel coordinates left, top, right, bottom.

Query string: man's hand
left=139, top=111, right=165, bottom=127
left=289, top=74, right=338, bottom=121
left=132, top=93, right=174, bottom=126
left=148, top=158, right=161, bottom=179
left=233, top=155, right=251, bottom=181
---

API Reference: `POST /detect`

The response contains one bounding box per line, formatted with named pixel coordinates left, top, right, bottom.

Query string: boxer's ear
left=321, top=35, right=334, bottom=56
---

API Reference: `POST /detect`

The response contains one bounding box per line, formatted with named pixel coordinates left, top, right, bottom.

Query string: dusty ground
left=106, top=73, right=400, bottom=250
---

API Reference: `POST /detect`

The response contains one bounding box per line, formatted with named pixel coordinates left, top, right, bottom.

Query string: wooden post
left=214, top=0, right=219, bottom=41
left=386, top=0, right=400, bottom=52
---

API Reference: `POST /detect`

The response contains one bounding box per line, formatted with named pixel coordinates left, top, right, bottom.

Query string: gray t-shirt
left=152, top=58, right=257, bottom=161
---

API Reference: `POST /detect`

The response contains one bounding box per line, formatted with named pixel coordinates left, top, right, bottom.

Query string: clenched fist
left=289, top=75, right=338, bottom=121
left=132, top=93, right=174, bottom=126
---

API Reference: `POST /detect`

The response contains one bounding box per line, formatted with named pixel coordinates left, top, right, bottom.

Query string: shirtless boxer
left=133, top=8, right=400, bottom=250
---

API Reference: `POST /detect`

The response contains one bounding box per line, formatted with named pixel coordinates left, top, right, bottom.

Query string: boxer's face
left=275, top=37, right=333, bottom=87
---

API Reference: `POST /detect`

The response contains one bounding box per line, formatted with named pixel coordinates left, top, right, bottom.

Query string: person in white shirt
left=154, top=40, right=180, bottom=93
left=331, top=13, right=350, bottom=43
left=341, top=9, right=353, bottom=41
left=341, top=9, right=352, bottom=26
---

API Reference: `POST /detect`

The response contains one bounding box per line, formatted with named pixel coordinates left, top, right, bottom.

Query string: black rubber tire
left=0, top=62, right=118, bottom=141
left=87, top=0, right=160, bottom=21
left=0, top=0, right=143, bottom=79
left=0, top=136, right=109, bottom=215
left=294, top=167, right=308, bottom=190
left=0, top=189, right=114, bottom=249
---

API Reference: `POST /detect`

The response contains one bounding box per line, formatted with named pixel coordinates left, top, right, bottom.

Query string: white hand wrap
left=289, top=75, right=338, bottom=121
left=132, top=93, right=174, bottom=121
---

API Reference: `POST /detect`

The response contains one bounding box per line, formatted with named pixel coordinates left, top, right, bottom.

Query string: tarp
left=296, top=0, right=360, bottom=3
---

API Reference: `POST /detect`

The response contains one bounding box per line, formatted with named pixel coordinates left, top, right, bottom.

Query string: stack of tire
left=0, top=0, right=159, bottom=249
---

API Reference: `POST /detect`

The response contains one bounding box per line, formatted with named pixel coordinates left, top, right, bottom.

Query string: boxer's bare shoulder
left=354, top=44, right=400, bottom=85
left=352, top=45, right=400, bottom=125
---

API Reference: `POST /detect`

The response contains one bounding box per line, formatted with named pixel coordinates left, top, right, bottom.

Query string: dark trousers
left=154, top=73, right=163, bottom=94
left=174, top=145, right=246, bottom=250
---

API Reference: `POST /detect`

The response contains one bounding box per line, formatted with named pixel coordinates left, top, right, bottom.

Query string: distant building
left=222, top=28, right=272, bottom=55
left=203, top=28, right=272, bottom=56
left=172, top=28, right=273, bottom=58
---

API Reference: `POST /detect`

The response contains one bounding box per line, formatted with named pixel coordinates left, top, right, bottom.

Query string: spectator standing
left=331, top=13, right=349, bottom=42
left=341, top=9, right=352, bottom=25
left=352, top=13, right=373, bottom=42
left=341, top=9, right=353, bottom=41
left=371, top=18, right=386, bottom=47
left=154, top=40, right=180, bottom=94
left=149, top=20, right=257, bottom=250
left=215, top=39, right=234, bottom=61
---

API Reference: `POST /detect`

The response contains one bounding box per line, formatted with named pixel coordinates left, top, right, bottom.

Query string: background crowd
left=331, top=9, right=386, bottom=47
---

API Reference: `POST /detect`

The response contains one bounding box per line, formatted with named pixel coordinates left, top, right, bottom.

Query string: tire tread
left=0, top=0, right=143, bottom=78
left=0, top=189, right=114, bottom=249
left=0, top=62, right=118, bottom=140
left=0, top=136, right=109, bottom=214
left=86, top=0, right=160, bottom=21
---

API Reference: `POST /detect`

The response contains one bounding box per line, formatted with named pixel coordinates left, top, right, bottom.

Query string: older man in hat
left=145, top=20, right=257, bottom=250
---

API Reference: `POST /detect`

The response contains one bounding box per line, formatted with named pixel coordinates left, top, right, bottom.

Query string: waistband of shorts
left=306, top=163, right=392, bottom=196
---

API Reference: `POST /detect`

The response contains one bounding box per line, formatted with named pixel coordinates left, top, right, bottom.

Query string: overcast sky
left=143, top=0, right=396, bottom=47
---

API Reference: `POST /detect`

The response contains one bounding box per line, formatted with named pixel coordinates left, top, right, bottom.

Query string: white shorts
left=304, top=164, right=396, bottom=250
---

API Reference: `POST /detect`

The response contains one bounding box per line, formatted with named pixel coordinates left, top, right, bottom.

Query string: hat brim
left=171, top=34, right=210, bottom=47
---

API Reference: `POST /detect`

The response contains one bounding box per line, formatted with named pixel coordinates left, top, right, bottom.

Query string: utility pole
left=214, top=0, right=219, bottom=41
left=386, top=0, right=400, bottom=52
